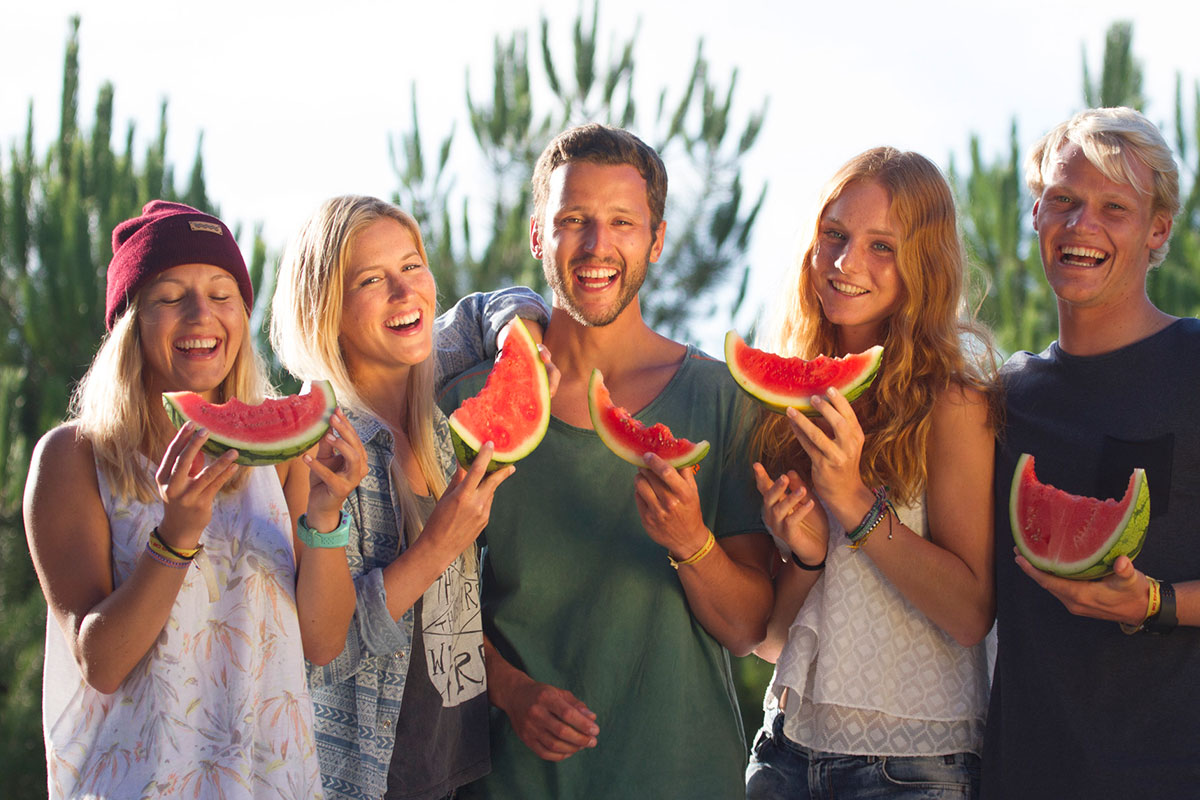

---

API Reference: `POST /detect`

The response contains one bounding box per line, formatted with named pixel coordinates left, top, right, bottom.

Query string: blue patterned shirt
left=307, top=288, right=548, bottom=800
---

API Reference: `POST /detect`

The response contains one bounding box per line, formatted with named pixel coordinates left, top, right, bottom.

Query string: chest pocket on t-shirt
left=1098, top=433, right=1173, bottom=519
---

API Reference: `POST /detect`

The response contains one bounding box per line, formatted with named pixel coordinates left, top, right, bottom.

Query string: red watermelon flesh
left=162, top=379, right=337, bottom=466
left=724, top=330, right=882, bottom=416
left=1010, top=453, right=1150, bottom=579
left=587, top=369, right=708, bottom=468
left=448, top=318, right=550, bottom=470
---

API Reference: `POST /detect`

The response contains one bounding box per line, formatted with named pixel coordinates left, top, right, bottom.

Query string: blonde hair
left=755, top=147, right=996, bottom=504
left=1026, top=107, right=1180, bottom=267
left=70, top=298, right=269, bottom=503
left=271, top=195, right=448, bottom=538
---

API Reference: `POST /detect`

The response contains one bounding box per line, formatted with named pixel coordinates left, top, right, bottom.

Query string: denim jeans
left=745, top=713, right=980, bottom=799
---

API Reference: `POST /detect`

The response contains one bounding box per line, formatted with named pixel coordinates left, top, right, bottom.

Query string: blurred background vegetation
left=1, top=9, right=1198, bottom=797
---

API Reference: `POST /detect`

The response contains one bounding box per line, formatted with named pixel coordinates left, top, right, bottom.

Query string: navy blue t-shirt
left=984, top=318, right=1200, bottom=798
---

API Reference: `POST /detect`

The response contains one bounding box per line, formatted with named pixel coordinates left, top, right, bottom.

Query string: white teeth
left=831, top=280, right=868, bottom=296
left=176, top=338, right=217, bottom=350
left=1062, top=245, right=1108, bottom=261
left=577, top=268, right=617, bottom=280
left=385, top=310, right=420, bottom=328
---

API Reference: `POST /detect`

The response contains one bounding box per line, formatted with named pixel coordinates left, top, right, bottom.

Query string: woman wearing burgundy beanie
left=24, top=200, right=370, bottom=798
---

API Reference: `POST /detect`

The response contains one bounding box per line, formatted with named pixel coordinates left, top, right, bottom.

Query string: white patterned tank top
left=41, top=459, right=323, bottom=799
left=766, top=496, right=991, bottom=756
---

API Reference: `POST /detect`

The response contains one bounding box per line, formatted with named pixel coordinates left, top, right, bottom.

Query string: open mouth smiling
left=174, top=337, right=219, bottom=355
left=384, top=310, right=421, bottom=331
left=830, top=279, right=868, bottom=297
left=575, top=266, right=619, bottom=289
left=1060, top=245, right=1110, bottom=267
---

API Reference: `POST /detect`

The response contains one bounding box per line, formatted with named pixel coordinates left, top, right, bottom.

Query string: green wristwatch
left=297, top=510, right=351, bottom=548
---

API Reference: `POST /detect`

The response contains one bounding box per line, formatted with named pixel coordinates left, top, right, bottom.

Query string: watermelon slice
left=1010, top=453, right=1150, bottom=580
left=724, top=330, right=882, bottom=416
left=448, top=318, right=551, bottom=471
left=162, top=379, right=337, bottom=466
left=587, top=369, right=709, bottom=469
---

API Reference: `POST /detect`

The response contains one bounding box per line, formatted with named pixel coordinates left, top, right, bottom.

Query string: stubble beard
left=543, top=252, right=649, bottom=328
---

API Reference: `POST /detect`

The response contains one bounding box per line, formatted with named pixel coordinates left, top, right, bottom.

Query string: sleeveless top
left=765, top=496, right=990, bottom=756
left=41, top=458, right=322, bottom=799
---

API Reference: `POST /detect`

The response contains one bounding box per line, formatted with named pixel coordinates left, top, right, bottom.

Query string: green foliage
left=0, top=18, right=274, bottom=795
left=390, top=1, right=767, bottom=338
left=951, top=123, right=1056, bottom=355
left=1147, top=77, right=1200, bottom=315
left=956, top=20, right=1200, bottom=356
left=390, top=0, right=772, bottom=737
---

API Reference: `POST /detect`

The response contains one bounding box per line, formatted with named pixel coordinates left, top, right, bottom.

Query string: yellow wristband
left=150, top=527, right=202, bottom=559
left=669, top=531, right=716, bottom=570
left=1120, top=576, right=1161, bottom=635
left=146, top=537, right=191, bottom=568
left=1147, top=577, right=1162, bottom=619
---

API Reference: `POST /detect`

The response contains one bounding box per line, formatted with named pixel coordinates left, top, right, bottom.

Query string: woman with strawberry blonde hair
left=745, top=148, right=997, bottom=799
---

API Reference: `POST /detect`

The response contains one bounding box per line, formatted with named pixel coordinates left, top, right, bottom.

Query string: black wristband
left=1144, top=581, right=1178, bottom=634
left=791, top=555, right=826, bottom=572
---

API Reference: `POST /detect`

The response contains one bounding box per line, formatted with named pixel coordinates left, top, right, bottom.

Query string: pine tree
left=390, top=1, right=767, bottom=339
left=0, top=18, right=273, bottom=795
left=956, top=20, right=1200, bottom=355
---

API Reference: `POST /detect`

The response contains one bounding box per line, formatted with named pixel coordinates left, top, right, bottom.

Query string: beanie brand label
left=189, top=221, right=224, bottom=235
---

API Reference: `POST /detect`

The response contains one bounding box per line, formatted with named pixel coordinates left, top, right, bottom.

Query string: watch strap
left=1144, top=581, right=1178, bottom=634
left=297, top=510, right=351, bottom=548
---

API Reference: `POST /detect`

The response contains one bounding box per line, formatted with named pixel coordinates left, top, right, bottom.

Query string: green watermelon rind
left=723, top=330, right=883, bottom=417
left=162, top=379, right=337, bottom=466
left=587, top=369, right=709, bottom=469
left=1009, top=452, right=1150, bottom=581
left=447, top=318, right=551, bottom=471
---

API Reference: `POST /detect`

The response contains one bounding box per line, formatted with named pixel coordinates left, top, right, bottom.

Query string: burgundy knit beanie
left=105, top=200, right=254, bottom=330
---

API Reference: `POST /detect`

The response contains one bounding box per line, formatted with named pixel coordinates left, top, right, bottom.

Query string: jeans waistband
left=769, top=709, right=973, bottom=765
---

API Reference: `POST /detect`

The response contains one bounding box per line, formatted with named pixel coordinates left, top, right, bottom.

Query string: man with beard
left=440, top=123, right=773, bottom=800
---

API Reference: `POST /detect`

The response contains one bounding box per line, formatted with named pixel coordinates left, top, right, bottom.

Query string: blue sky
left=3, top=0, right=1196, bottom=352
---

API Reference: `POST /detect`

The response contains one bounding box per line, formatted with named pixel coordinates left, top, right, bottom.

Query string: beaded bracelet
left=845, top=487, right=894, bottom=550
left=669, top=531, right=716, bottom=570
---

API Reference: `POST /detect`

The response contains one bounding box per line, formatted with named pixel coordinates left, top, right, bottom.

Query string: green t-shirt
left=439, top=347, right=764, bottom=800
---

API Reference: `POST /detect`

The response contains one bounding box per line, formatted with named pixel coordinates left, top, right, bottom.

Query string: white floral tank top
left=41, top=460, right=322, bottom=799
left=765, top=496, right=991, bottom=756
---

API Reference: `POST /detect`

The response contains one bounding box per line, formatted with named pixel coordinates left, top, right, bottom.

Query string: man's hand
left=634, top=452, right=708, bottom=560
left=500, top=677, right=599, bottom=761
left=1016, top=551, right=1151, bottom=625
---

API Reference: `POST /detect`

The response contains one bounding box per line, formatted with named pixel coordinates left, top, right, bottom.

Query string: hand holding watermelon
left=752, top=463, right=828, bottom=567
left=422, top=441, right=515, bottom=559
left=154, top=421, right=241, bottom=550
left=302, top=408, right=369, bottom=531
left=634, top=452, right=709, bottom=560
left=1014, top=551, right=1155, bottom=626
left=782, top=389, right=872, bottom=526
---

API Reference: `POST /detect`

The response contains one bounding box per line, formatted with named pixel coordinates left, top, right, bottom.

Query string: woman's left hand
left=785, top=388, right=869, bottom=508
left=303, top=408, right=368, bottom=527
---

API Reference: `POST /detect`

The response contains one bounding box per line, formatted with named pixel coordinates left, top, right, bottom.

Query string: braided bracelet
left=845, top=487, right=894, bottom=550
left=146, top=527, right=201, bottom=568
